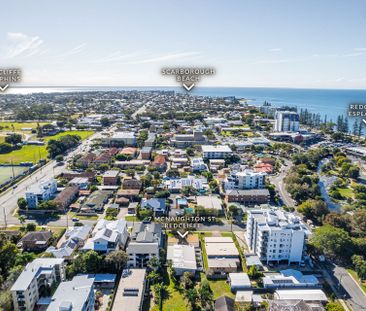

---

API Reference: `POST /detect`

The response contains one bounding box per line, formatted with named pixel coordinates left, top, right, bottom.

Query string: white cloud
left=54, top=43, right=87, bottom=59
left=5, top=32, right=44, bottom=58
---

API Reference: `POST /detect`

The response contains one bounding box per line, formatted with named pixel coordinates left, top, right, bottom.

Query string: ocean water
left=6, top=86, right=366, bottom=125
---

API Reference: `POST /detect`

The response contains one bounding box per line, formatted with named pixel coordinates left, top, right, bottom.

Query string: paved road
left=131, top=104, right=146, bottom=120
left=325, top=263, right=366, bottom=311
left=0, top=131, right=102, bottom=227
left=269, top=158, right=296, bottom=207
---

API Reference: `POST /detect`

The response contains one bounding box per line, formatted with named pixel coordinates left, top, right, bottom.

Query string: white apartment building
left=11, top=258, right=66, bottom=311
left=246, top=209, right=310, bottom=264
left=201, top=145, right=233, bottom=159
left=274, top=111, right=300, bottom=132
left=25, top=178, right=57, bottom=208
left=224, top=169, right=266, bottom=190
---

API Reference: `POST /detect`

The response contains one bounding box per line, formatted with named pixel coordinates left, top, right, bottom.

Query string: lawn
left=347, top=269, right=366, bottom=294
left=150, top=272, right=186, bottom=311
left=0, top=145, right=48, bottom=164
left=209, top=279, right=235, bottom=299
left=0, top=121, right=50, bottom=132
left=67, top=211, right=98, bottom=221
left=220, top=232, right=232, bottom=237
left=43, top=130, right=94, bottom=142
left=0, top=130, right=94, bottom=164
left=200, top=273, right=234, bottom=300
left=125, top=216, right=138, bottom=222
left=198, top=232, right=213, bottom=270
left=337, top=187, right=354, bottom=199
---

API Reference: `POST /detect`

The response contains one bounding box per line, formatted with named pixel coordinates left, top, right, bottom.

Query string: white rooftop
left=202, top=145, right=232, bottom=153
left=167, top=244, right=197, bottom=271
left=274, top=289, right=327, bottom=301
left=46, top=275, right=94, bottom=311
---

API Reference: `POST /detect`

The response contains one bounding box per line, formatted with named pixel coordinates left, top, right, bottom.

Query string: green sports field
left=0, top=131, right=94, bottom=164
left=0, top=166, right=29, bottom=185
left=0, top=121, right=50, bottom=132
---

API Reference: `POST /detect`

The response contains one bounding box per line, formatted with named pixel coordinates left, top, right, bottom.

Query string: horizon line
left=9, top=85, right=366, bottom=91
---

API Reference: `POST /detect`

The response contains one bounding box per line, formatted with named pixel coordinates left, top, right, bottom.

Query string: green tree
left=0, top=290, right=13, bottom=311
left=352, top=255, right=366, bottom=280
left=0, top=234, right=19, bottom=279
left=325, top=302, right=345, bottom=311
left=100, top=117, right=111, bottom=127
left=310, top=225, right=354, bottom=259
left=69, top=250, right=102, bottom=276
left=198, top=279, right=213, bottom=309
left=181, top=271, right=193, bottom=289
left=297, top=199, right=329, bottom=224
left=5, top=133, right=22, bottom=145
left=0, top=143, right=13, bottom=154
left=25, top=222, right=36, bottom=232
left=17, top=197, right=27, bottom=210
left=147, top=256, right=161, bottom=272
left=55, top=155, right=64, bottom=162
left=186, top=288, right=199, bottom=310
left=105, top=250, right=128, bottom=271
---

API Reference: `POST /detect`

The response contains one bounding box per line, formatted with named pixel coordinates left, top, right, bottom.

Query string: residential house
left=46, top=225, right=92, bottom=258
left=46, top=275, right=95, bottom=311
left=204, top=237, right=240, bottom=278
left=141, top=198, right=167, bottom=216
left=81, top=190, right=111, bottom=213
left=94, top=151, right=113, bottom=166
left=191, top=157, right=207, bottom=171
left=165, top=176, right=207, bottom=193
left=151, top=154, right=167, bottom=172
left=69, top=177, right=90, bottom=190
left=167, top=244, right=197, bottom=276
left=195, top=195, right=223, bottom=215
left=82, top=219, right=129, bottom=253
left=122, top=177, right=142, bottom=190
left=76, top=153, right=96, bottom=168
left=215, top=296, right=235, bottom=311
left=140, top=147, right=152, bottom=160
left=263, top=269, right=320, bottom=289
left=18, top=231, right=52, bottom=252
left=102, top=170, right=120, bottom=186
left=228, top=273, right=251, bottom=292
left=120, top=147, right=138, bottom=158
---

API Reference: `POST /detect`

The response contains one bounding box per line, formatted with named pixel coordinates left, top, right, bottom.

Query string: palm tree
left=186, top=288, right=198, bottom=310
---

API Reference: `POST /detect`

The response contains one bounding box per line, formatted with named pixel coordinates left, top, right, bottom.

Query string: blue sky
left=1, top=0, right=366, bottom=88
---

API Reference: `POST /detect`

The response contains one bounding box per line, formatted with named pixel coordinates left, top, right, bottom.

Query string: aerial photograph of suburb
left=1, top=1, right=366, bottom=311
